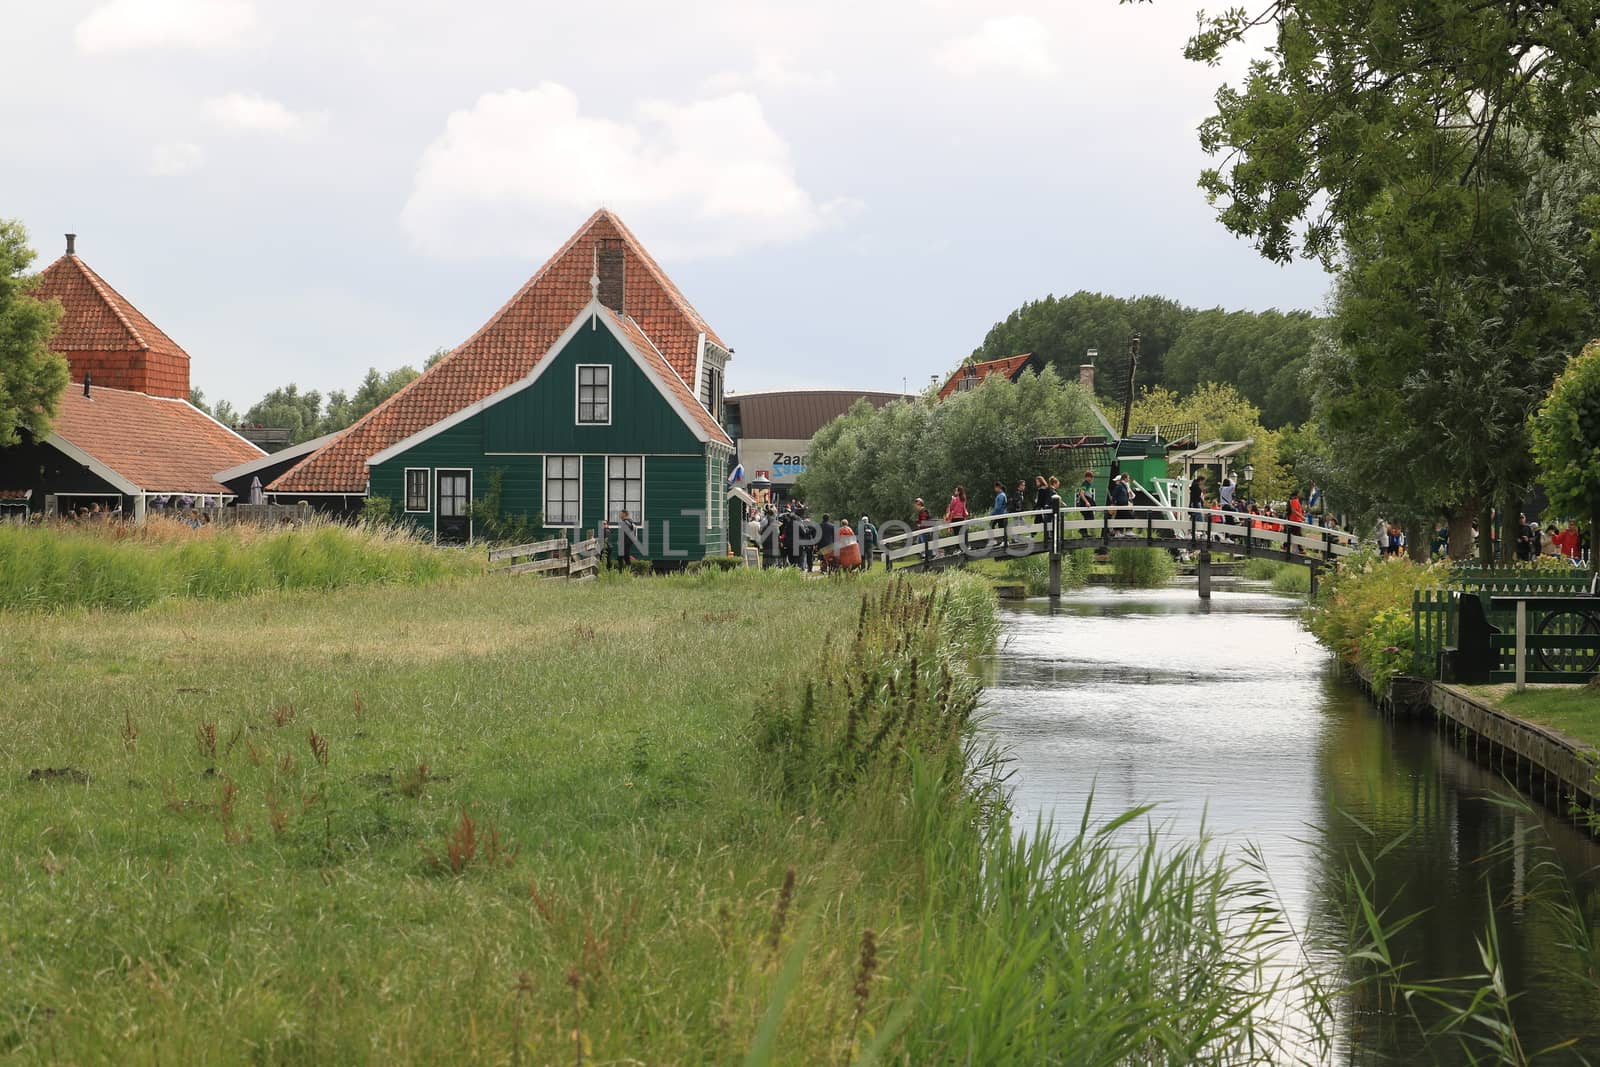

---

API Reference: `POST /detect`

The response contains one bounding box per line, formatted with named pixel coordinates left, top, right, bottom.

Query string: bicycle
left=1534, top=582, right=1600, bottom=674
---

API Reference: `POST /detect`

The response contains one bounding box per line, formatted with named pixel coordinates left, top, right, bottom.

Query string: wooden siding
left=482, top=321, right=701, bottom=455
left=368, top=317, right=724, bottom=559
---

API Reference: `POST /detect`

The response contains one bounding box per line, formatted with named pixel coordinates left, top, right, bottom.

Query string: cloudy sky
left=3, top=0, right=1327, bottom=409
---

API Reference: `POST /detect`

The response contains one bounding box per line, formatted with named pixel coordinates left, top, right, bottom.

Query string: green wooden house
left=267, top=210, right=735, bottom=560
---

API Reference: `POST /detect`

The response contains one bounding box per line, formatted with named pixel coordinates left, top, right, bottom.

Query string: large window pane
left=607, top=455, right=642, bottom=522
left=545, top=455, right=581, bottom=526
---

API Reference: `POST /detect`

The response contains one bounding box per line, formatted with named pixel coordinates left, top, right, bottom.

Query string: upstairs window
left=577, top=365, right=611, bottom=425
left=703, top=365, right=724, bottom=423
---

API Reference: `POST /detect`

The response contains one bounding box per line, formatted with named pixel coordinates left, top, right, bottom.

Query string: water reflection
left=983, top=582, right=1600, bottom=1063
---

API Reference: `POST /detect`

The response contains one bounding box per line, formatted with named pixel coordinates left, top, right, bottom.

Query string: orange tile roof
left=31, top=253, right=192, bottom=400
left=271, top=210, right=728, bottom=493
left=602, top=308, right=731, bottom=447
left=51, top=384, right=264, bottom=495
left=937, top=353, right=1039, bottom=400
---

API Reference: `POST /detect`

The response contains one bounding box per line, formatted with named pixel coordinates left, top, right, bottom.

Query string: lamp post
left=1242, top=464, right=1255, bottom=506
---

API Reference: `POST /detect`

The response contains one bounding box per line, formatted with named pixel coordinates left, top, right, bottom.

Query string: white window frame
left=403, top=467, right=431, bottom=513
left=604, top=455, right=644, bottom=525
left=575, top=364, right=612, bottom=426
left=543, top=454, right=582, bottom=528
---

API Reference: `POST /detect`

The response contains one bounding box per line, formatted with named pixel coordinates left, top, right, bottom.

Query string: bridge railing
left=877, top=504, right=1358, bottom=567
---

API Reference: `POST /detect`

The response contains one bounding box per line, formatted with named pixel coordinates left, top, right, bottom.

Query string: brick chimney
left=65, top=233, right=77, bottom=256
left=1078, top=359, right=1096, bottom=394
left=596, top=238, right=625, bottom=314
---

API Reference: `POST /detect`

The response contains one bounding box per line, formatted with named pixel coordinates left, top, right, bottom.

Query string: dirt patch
left=27, top=767, right=90, bottom=784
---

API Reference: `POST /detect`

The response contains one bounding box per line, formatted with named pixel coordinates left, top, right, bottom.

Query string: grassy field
left=1465, top=685, right=1600, bottom=750
left=0, top=565, right=1308, bottom=1064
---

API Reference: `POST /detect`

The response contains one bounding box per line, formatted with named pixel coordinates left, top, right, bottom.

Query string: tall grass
left=1271, top=564, right=1313, bottom=594
left=1241, top=557, right=1285, bottom=581
left=0, top=518, right=480, bottom=611
left=1108, top=546, right=1178, bottom=586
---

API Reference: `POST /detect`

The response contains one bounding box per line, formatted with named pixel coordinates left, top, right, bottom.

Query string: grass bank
left=1464, top=685, right=1600, bottom=751
left=0, top=567, right=1303, bottom=1063
left=0, top=518, right=480, bottom=611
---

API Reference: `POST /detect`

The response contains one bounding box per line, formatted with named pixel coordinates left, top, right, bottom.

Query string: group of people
left=1517, top=513, right=1588, bottom=563
left=755, top=502, right=875, bottom=572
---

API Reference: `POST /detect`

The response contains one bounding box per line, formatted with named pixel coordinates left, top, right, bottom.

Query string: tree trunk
left=1500, top=491, right=1521, bottom=567
left=1446, top=501, right=1477, bottom=561
left=1404, top=518, right=1429, bottom=562
left=1479, top=503, right=1495, bottom=566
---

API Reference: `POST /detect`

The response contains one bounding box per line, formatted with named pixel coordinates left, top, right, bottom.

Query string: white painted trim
left=403, top=467, right=431, bottom=513
left=265, top=490, right=367, bottom=498
left=366, top=304, right=602, bottom=467
left=603, top=454, right=645, bottom=525
left=574, top=363, right=613, bottom=426
left=483, top=451, right=539, bottom=456
left=365, top=299, right=729, bottom=467
left=214, top=429, right=341, bottom=482
left=433, top=468, right=473, bottom=544
left=43, top=433, right=142, bottom=495
left=692, top=331, right=706, bottom=412
left=542, top=453, right=583, bottom=529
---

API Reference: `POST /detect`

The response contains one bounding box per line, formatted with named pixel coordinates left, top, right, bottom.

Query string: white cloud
left=700, top=55, right=838, bottom=95
left=147, top=141, right=205, bottom=176
left=204, top=92, right=328, bottom=136
left=75, top=0, right=256, bottom=53
left=937, top=15, right=1058, bottom=80
left=400, top=83, right=856, bottom=260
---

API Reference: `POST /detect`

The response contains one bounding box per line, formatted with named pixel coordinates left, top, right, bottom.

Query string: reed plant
left=1270, top=563, right=1313, bottom=594
left=0, top=517, right=479, bottom=611
left=1108, top=546, right=1178, bottom=587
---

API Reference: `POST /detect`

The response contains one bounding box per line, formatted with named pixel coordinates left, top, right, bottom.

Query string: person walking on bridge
left=1188, top=471, right=1207, bottom=512
left=1287, top=490, right=1306, bottom=527
left=1075, top=470, right=1096, bottom=519
left=945, top=486, right=969, bottom=525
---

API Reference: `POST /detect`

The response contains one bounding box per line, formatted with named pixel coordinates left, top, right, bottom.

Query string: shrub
left=1002, top=553, right=1050, bottom=596
left=1240, top=558, right=1283, bottom=581
left=1108, top=547, right=1176, bottom=587
left=1270, top=564, right=1312, bottom=594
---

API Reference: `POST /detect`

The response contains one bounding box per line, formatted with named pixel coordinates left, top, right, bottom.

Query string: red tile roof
left=31, top=253, right=192, bottom=399
left=937, top=353, right=1039, bottom=400
left=603, top=308, right=731, bottom=447
left=51, top=384, right=264, bottom=495
left=271, top=210, right=728, bottom=493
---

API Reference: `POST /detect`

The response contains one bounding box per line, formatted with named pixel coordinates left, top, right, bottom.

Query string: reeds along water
left=0, top=517, right=479, bottom=610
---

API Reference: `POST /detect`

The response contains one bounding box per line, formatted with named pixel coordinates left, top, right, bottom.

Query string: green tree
left=970, top=292, right=1195, bottom=401
left=0, top=220, right=67, bottom=446
left=318, top=365, right=419, bottom=435
left=798, top=367, right=1096, bottom=522
left=1161, top=308, right=1323, bottom=427
left=1129, top=383, right=1290, bottom=501
left=243, top=384, right=323, bottom=444
left=1531, top=341, right=1600, bottom=577
left=1178, top=0, right=1600, bottom=265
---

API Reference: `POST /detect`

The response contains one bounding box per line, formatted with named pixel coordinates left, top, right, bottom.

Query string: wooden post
left=1515, top=598, right=1527, bottom=693
left=1048, top=499, right=1063, bottom=598
left=1198, top=548, right=1211, bottom=600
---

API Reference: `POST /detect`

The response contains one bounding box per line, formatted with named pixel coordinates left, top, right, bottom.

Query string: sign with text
left=738, top=438, right=810, bottom=485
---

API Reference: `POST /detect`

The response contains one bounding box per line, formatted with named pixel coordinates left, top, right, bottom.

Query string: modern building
left=724, top=389, right=913, bottom=502
left=265, top=210, right=734, bottom=558
left=936, top=352, right=1044, bottom=399
left=0, top=236, right=264, bottom=518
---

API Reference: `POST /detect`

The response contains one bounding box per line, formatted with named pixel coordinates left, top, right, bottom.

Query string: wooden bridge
left=878, top=504, right=1359, bottom=598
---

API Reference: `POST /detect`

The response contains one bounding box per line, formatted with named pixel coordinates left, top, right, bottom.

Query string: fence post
left=1515, top=598, right=1527, bottom=693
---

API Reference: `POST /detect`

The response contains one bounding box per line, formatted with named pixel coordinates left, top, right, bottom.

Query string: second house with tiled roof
left=266, top=211, right=735, bottom=558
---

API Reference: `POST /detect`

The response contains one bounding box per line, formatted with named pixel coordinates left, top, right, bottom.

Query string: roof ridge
left=61, top=255, right=154, bottom=352
left=600, top=210, right=725, bottom=348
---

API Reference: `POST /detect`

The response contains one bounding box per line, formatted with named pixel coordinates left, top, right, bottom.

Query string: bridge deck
left=879, top=505, right=1356, bottom=572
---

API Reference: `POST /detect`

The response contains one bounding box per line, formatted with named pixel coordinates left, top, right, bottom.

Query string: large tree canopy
left=797, top=367, right=1096, bottom=524
left=0, top=220, right=67, bottom=446
left=1179, top=0, right=1600, bottom=264
left=227, top=362, right=424, bottom=443
left=1531, top=340, right=1600, bottom=574
left=970, top=290, right=1323, bottom=427
left=1161, top=307, right=1322, bottom=427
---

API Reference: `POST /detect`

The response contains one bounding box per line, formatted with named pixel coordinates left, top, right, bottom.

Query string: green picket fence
left=1412, top=588, right=1455, bottom=677
left=1446, top=567, right=1591, bottom=594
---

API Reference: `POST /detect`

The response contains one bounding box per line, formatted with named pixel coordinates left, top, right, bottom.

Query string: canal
left=984, top=579, right=1600, bottom=1063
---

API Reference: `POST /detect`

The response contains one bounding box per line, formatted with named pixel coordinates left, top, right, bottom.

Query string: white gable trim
left=366, top=300, right=722, bottom=469
left=45, top=433, right=142, bottom=495
left=692, top=331, right=706, bottom=408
